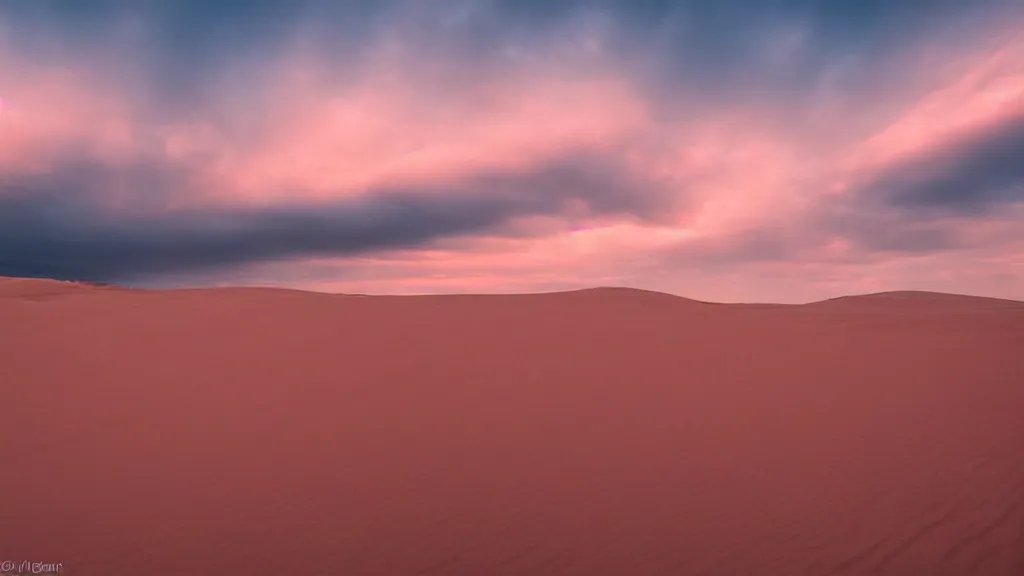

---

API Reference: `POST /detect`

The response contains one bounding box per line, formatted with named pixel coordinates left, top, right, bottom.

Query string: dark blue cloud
left=869, top=116, right=1024, bottom=215
left=795, top=116, right=1024, bottom=257
left=0, top=151, right=681, bottom=283
left=0, top=0, right=400, bottom=116
left=605, top=0, right=1017, bottom=110
left=3, top=0, right=1018, bottom=112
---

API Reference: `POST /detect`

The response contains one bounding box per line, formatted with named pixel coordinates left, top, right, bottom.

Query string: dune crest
left=0, top=276, right=122, bottom=299
left=806, top=290, right=1024, bottom=312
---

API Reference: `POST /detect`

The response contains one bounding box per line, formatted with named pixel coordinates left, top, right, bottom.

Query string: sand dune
left=1, top=277, right=1022, bottom=575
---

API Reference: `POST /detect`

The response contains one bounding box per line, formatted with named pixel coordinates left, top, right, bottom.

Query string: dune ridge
left=1, top=276, right=1022, bottom=575
left=4, top=275, right=1021, bottom=307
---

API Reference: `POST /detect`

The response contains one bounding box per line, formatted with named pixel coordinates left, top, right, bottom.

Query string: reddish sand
left=1, top=277, right=1022, bottom=575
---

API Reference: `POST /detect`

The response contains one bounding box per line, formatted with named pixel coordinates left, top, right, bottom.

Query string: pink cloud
left=844, top=34, right=1024, bottom=179
left=227, top=59, right=649, bottom=203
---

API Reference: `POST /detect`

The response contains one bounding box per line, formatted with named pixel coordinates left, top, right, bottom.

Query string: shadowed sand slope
left=1, top=279, right=1023, bottom=575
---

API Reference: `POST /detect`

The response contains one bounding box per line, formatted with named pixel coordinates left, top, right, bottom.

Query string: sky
left=0, top=0, right=1022, bottom=303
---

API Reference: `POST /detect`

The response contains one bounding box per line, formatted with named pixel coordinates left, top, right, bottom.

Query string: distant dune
left=1, top=277, right=1022, bottom=576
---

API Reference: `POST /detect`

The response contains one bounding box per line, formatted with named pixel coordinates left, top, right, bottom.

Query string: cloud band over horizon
left=1, top=0, right=1023, bottom=302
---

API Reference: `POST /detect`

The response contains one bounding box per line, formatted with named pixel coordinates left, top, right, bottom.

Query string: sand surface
left=1, top=277, right=1023, bottom=575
